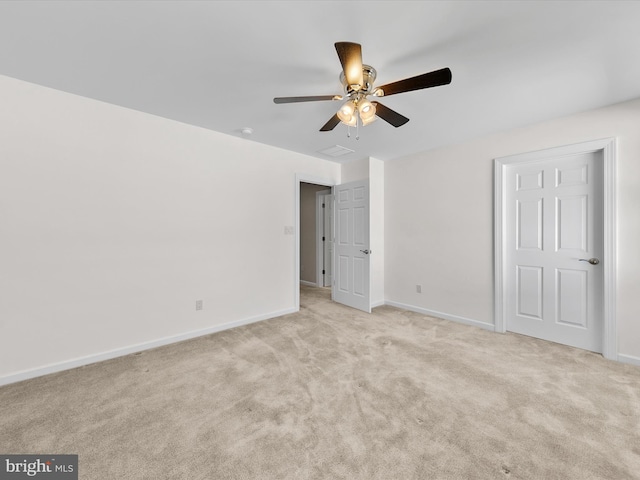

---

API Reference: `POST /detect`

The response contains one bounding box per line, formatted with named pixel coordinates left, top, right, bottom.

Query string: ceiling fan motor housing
left=341, top=65, right=377, bottom=96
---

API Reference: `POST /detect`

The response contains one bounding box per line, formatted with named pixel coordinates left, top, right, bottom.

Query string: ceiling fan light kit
left=273, top=42, right=452, bottom=137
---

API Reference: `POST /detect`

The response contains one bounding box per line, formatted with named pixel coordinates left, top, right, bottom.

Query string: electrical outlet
left=196, top=300, right=203, bottom=311
left=416, top=285, right=422, bottom=294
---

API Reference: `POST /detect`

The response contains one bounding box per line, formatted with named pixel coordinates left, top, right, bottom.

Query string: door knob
left=360, top=249, right=371, bottom=255
left=578, top=258, right=600, bottom=265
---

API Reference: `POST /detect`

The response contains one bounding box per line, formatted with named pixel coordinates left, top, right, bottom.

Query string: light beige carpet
left=1, top=286, right=639, bottom=479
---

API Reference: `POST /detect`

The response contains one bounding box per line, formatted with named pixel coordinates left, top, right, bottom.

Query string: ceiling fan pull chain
left=356, top=113, right=360, bottom=140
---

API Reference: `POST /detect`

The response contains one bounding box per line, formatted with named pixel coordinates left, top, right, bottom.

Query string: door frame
left=295, top=174, right=335, bottom=311
left=316, top=189, right=332, bottom=288
left=494, top=138, right=617, bottom=360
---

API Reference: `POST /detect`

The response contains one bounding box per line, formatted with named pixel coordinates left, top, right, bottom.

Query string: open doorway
left=295, top=175, right=373, bottom=313
left=294, top=175, right=335, bottom=312
left=299, top=182, right=332, bottom=287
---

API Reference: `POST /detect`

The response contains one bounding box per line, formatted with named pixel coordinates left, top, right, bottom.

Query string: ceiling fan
left=273, top=42, right=452, bottom=133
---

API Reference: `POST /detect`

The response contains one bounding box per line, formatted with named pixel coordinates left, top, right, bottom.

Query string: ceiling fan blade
left=376, top=67, right=452, bottom=97
left=274, top=95, right=342, bottom=104
left=335, top=42, right=364, bottom=89
left=320, top=114, right=341, bottom=132
left=372, top=102, right=409, bottom=128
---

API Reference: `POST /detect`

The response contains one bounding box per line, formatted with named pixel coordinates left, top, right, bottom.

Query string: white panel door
left=506, top=152, right=604, bottom=352
left=332, top=180, right=370, bottom=312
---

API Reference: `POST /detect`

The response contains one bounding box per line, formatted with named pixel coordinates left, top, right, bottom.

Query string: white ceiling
left=2, top=1, right=640, bottom=162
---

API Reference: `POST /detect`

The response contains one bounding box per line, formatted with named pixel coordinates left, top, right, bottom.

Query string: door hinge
left=322, top=236, right=325, bottom=241
left=322, top=203, right=325, bottom=208
left=322, top=269, right=325, bottom=274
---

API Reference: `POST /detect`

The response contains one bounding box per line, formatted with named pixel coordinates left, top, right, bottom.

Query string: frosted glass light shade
left=358, top=99, right=376, bottom=122
left=337, top=100, right=357, bottom=126
left=361, top=114, right=377, bottom=126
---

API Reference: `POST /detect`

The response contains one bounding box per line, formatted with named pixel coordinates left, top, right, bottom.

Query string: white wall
left=341, top=157, right=369, bottom=184
left=385, top=97, right=640, bottom=362
left=0, top=75, right=340, bottom=383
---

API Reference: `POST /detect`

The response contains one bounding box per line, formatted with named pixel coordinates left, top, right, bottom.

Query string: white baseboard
left=371, top=300, right=386, bottom=308
left=299, top=280, right=317, bottom=287
left=386, top=301, right=638, bottom=367
left=618, top=353, right=640, bottom=367
left=0, top=307, right=296, bottom=387
left=384, top=300, right=495, bottom=331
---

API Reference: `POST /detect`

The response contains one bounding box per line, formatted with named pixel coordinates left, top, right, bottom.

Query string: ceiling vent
left=318, top=145, right=355, bottom=158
